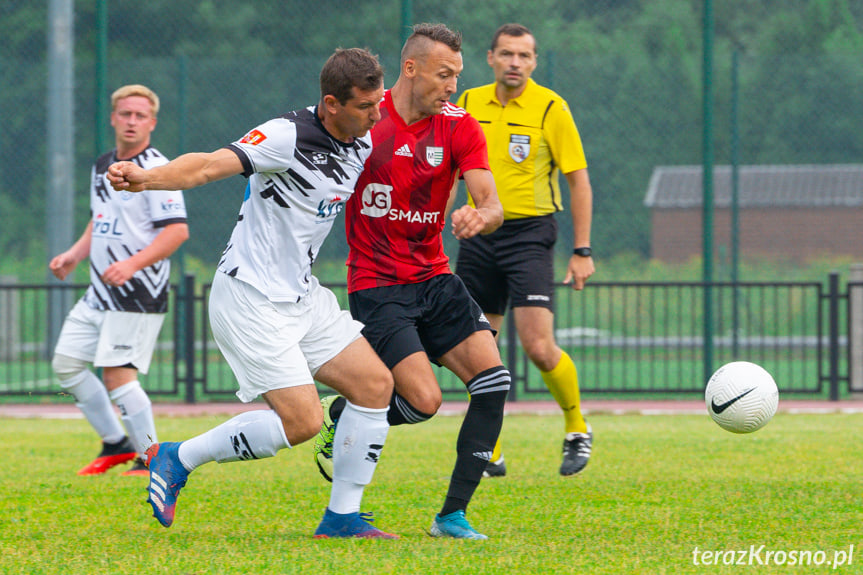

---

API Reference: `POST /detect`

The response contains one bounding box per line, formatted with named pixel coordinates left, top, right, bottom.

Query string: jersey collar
left=491, top=77, right=537, bottom=108
left=384, top=89, right=432, bottom=132
left=312, top=104, right=358, bottom=149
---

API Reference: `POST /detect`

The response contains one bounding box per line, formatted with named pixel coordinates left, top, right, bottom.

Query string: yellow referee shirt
left=457, top=78, right=587, bottom=220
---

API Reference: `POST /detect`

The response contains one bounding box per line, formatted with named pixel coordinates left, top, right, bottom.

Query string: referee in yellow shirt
left=456, top=23, right=595, bottom=477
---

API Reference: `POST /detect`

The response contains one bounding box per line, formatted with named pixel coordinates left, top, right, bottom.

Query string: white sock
left=177, top=410, right=290, bottom=471
left=109, top=380, right=156, bottom=456
left=59, top=370, right=126, bottom=444
left=328, top=401, right=389, bottom=514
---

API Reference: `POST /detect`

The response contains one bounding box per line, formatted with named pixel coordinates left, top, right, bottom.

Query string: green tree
left=3, top=0, right=863, bottom=279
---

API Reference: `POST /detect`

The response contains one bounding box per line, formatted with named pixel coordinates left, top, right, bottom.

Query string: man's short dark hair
left=320, top=48, right=384, bottom=105
left=401, top=23, right=462, bottom=64
left=490, top=23, right=535, bottom=53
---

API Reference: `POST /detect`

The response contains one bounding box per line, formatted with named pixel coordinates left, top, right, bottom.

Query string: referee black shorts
left=456, top=214, right=557, bottom=315
left=348, top=274, right=493, bottom=369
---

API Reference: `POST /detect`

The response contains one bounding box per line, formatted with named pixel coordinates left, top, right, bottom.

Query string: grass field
left=1, top=411, right=861, bottom=574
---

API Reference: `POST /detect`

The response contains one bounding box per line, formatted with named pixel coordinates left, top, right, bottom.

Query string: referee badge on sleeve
left=509, top=135, right=530, bottom=163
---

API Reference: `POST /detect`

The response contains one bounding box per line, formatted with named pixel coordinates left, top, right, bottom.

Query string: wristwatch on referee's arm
left=572, top=247, right=592, bottom=257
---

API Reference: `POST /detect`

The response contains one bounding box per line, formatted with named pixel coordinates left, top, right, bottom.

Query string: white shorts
left=53, top=298, right=165, bottom=374
left=208, top=272, right=364, bottom=403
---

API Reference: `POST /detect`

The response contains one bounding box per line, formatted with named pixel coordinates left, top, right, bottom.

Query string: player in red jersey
left=318, top=23, right=509, bottom=540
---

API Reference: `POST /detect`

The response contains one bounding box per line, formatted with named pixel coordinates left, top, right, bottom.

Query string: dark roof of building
left=644, top=164, right=863, bottom=208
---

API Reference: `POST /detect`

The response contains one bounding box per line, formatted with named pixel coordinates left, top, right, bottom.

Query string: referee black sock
left=387, top=392, right=435, bottom=426
left=440, top=365, right=511, bottom=517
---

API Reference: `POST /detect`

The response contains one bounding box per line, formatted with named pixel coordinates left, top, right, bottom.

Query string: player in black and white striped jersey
left=50, top=84, right=189, bottom=477
left=85, top=149, right=186, bottom=313
left=107, top=48, right=398, bottom=539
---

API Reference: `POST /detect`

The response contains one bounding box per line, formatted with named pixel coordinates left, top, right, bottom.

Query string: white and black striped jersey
left=220, top=106, right=372, bottom=302
left=83, top=146, right=187, bottom=313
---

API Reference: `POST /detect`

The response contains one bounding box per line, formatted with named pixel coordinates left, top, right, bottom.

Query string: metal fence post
left=701, top=0, right=716, bottom=386
left=505, top=310, right=519, bottom=401
left=183, top=274, right=196, bottom=404
left=0, top=276, right=19, bottom=362
left=850, top=264, right=863, bottom=393
left=828, top=272, right=840, bottom=401
left=46, top=0, right=75, bottom=358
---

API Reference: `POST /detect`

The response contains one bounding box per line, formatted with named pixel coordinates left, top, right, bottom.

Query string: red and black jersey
left=346, top=90, right=489, bottom=292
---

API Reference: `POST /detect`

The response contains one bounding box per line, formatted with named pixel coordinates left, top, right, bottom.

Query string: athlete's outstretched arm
left=450, top=168, right=503, bottom=240
left=107, top=148, right=244, bottom=193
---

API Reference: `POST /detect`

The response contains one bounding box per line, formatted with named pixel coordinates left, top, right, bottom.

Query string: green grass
left=2, top=412, right=861, bottom=574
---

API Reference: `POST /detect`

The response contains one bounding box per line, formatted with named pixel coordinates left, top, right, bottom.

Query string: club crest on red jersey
left=425, top=146, right=443, bottom=167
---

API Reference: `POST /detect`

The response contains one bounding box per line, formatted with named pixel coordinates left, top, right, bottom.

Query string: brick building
left=643, top=164, right=863, bottom=263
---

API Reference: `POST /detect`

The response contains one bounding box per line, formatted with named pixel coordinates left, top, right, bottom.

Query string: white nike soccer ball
left=705, top=361, right=779, bottom=433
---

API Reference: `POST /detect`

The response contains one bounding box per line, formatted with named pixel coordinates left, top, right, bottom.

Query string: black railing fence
left=1, top=273, right=859, bottom=402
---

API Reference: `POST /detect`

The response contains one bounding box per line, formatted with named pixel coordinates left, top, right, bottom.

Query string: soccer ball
left=705, top=361, right=779, bottom=433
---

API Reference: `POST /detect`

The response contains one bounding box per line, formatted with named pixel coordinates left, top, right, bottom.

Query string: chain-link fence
left=2, top=0, right=863, bottom=284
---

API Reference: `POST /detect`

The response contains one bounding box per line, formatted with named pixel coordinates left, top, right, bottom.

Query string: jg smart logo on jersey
left=360, top=183, right=393, bottom=218
left=509, top=135, right=530, bottom=163
left=360, top=183, right=440, bottom=223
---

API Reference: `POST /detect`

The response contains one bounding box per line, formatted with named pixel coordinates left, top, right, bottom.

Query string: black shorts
left=456, top=214, right=557, bottom=315
left=349, top=274, right=493, bottom=369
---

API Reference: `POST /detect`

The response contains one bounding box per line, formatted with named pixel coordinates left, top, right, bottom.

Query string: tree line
left=2, top=0, right=861, bottom=279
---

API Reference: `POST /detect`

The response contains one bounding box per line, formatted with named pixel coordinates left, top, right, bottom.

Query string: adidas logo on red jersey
left=395, top=144, right=413, bottom=157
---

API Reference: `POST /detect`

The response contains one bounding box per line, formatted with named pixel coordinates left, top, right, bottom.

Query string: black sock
left=387, top=392, right=435, bottom=426
left=440, top=366, right=510, bottom=516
